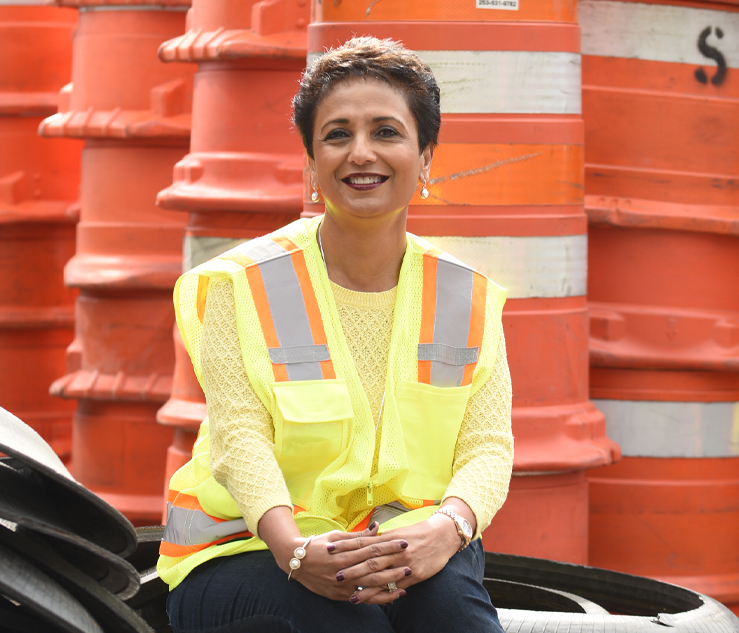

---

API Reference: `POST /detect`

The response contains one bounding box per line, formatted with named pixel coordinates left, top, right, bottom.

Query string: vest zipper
left=366, top=391, right=384, bottom=507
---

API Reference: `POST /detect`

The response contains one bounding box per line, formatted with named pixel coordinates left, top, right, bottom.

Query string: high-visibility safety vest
left=158, top=217, right=506, bottom=589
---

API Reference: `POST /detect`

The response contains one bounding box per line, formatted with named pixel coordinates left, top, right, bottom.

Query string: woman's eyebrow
left=372, top=116, right=404, bottom=125
left=320, top=118, right=350, bottom=133
left=320, top=116, right=405, bottom=133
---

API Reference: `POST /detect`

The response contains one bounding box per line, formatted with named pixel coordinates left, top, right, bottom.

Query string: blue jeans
left=167, top=540, right=504, bottom=633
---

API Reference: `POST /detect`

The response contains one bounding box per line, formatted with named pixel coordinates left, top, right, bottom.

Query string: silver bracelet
left=287, top=535, right=315, bottom=581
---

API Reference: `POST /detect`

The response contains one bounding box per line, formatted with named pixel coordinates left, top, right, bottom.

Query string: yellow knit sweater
left=201, top=277, right=513, bottom=539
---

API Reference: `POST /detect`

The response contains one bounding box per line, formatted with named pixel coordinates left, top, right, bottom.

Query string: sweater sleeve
left=442, top=316, right=514, bottom=538
left=200, top=278, right=293, bottom=538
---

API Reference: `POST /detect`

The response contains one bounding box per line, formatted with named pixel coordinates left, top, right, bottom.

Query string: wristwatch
left=433, top=508, right=473, bottom=552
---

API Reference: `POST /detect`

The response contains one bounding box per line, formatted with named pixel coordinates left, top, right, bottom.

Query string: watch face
left=460, top=518, right=473, bottom=539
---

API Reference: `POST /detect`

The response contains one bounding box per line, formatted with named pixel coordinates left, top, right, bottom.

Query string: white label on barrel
left=477, top=0, right=519, bottom=10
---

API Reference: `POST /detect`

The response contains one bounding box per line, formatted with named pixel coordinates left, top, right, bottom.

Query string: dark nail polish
left=327, top=543, right=336, bottom=552
left=404, top=568, right=412, bottom=577
left=400, top=541, right=408, bottom=549
left=350, top=595, right=359, bottom=604
left=399, top=590, right=407, bottom=597
left=336, top=572, right=345, bottom=582
left=369, top=521, right=379, bottom=531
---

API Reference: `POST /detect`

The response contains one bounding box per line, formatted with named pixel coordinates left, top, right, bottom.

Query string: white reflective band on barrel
left=307, top=51, right=581, bottom=114
left=163, top=502, right=249, bottom=548
left=593, top=399, right=739, bottom=458
left=580, top=0, right=739, bottom=68
left=425, top=254, right=479, bottom=388
left=184, top=235, right=245, bottom=271
left=230, top=237, right=327, bottom=381
left=423, top=235, right=586, bottom=299
left=419, top=51, right=581, bottom=114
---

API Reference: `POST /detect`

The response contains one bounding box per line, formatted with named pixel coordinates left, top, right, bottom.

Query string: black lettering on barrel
left=695, top=26, right=727, bottom=86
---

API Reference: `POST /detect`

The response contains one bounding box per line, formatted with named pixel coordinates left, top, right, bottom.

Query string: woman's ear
left=419, top=145, right=434, bottom=183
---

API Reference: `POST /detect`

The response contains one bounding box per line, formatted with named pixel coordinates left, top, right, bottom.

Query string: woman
left=160, top=37, right=513, bottom=632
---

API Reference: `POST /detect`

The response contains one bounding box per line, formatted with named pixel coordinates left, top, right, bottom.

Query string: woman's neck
left=318, top=213, right=406, bottom=292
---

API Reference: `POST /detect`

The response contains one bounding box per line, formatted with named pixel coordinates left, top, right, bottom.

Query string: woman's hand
left=258, top=507, right=410, bottom=604
left=327, top=499, right=476, bottom=605
left=291, top=524, right=413, bottom=604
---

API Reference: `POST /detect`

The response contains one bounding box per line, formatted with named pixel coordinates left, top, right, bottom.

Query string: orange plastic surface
left=583, top=56, right=738, bottom=207
left=482, top=471, right=589, bottom=564
left=156, top=0, right=309, bottom=489
left=314, top=0, right=578, bottom=23
left=589, top=457, right=739, bottom=607
left=0, top=6, right=82, bottom=462
left=303, top=8, right=611, bottom=567
left=588, top=224, right=739, bottom=378
left=40, top=9, right=195, bottom=139
left=36, top=4, right=194, bottom=522
left=583, top=0, right=739, bottom=608
left=309, top=21, right=580, bottom=52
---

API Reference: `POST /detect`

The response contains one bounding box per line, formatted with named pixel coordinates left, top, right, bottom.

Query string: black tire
left=125, top=527, right=171, bottom=633
left=484, top=552, right=739, bottom=632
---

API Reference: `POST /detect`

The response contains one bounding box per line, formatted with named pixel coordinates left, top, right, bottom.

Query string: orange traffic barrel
left=580, top=0, right=739, bottom=613
left=307, top=0, right=619, bottom=563
left=39, top=0, right=195, bottom=524
left=0, top=4, right=82, bottom=462
left=157, top=0, right=307, bottom=243
left=155, top=0, right=308, bottom=508
left=156, top=324, right=207, bottom=511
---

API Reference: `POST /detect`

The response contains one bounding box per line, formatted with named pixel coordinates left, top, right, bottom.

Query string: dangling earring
left=311, top=180, right=320, bottom=203
left=420, top=178, right=429, bottom=200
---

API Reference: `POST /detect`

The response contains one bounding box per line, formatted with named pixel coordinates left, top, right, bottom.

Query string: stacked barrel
left=38, top=0, right=195, bottom=524
left=307, top=0, right=619, bottom=563
left=0, top=3, right=81, bottom=462
left=155, top=0, right=307, bottom=503
left=580, top=0, right=739, bottom=613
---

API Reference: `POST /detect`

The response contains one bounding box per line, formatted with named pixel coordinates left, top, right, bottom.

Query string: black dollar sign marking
left=695, top=26, right=727, bottom=86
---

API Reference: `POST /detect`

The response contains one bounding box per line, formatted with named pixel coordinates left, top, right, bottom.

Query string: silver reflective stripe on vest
left=368, top=500, right=441, bottom=526
left=593, top=399, right=739, bottom=458
left=369, top=501, right=412, bottom=526
left=163, top=502, right=250, bottom=548
left=426, top=254, right=477, bottom=388
left=242, top=235, right=288, bottom=264
left=418, top=343, right=479, bottom=366
left=232, top=237, right=326, bottom=381
left=268, top=345, right=330, bottom=365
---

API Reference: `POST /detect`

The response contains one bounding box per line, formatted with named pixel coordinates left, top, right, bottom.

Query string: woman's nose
left=347, top=134, right=376, bottom=164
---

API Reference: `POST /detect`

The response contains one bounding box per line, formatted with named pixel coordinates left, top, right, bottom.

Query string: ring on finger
left=387, top=581, right=398, bottom=592
left=355, top=586, right=365, bottom=593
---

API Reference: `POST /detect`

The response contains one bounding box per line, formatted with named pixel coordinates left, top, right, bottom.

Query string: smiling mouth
left=342, top=175, right=389, bottom=190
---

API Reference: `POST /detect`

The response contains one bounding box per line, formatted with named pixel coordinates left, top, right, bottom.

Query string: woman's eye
left=377, top=127, right=399, bottom=138
left=324, top=129, right=349, bottom=141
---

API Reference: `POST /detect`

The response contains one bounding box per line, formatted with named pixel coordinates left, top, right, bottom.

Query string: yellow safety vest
left=157, top=217, right=506, bottom=589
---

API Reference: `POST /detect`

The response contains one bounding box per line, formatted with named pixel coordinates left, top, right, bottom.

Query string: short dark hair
left=293, top=36, right=441, bottom=159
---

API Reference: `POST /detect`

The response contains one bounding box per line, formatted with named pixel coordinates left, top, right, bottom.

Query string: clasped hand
left=289, top=517, right=460, bottom=605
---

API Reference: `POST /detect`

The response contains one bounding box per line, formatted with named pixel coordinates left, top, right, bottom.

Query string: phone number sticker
left=477, top=0, right=519, bottom=10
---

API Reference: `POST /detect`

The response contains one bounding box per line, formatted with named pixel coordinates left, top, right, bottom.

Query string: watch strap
left=433, top=508, right=472, bottom=552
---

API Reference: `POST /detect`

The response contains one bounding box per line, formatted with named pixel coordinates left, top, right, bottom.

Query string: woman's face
left=310, top=77, right=433, bottom=225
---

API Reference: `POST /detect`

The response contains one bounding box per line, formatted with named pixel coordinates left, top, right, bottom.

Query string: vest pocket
left=395, top=381, right=471, bottom=501
left=272, top=379, right=353, bottom=509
